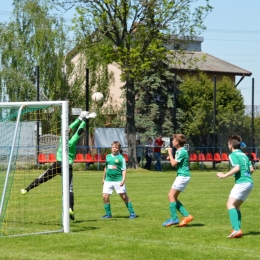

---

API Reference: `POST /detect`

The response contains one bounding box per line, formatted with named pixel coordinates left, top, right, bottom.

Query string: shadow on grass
left=74, top=219, right=98, bottom=223
left=243, top=231, right=260, bottom=236
left=110, top=215, right=139, bottom=219
left=177, top=223, right=205, bottom=228
left=71, top=226, right=100, bottom=232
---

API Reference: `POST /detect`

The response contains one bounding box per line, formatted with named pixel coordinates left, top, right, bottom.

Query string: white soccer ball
left=91, top=92, right=104, bottom=102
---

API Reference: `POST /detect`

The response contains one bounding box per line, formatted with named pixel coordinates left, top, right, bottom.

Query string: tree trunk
left=125, top=77, right=138, bottom=168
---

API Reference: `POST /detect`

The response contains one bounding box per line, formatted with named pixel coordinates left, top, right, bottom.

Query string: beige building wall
left=70, top=53, right=125, bottom=110
left=106, top=63, right=125, bottom=107
left=70, top=52, right=237, bottom=114
left=69, top=53, right=86, bottom=85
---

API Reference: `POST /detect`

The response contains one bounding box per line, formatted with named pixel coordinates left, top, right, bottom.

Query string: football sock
left=69, top=192, right=74, bottom=211
left=126, top=202, right=134, bottom=214
left=237, top=210, right=241, bottom=229
left=228, top=208, right=240, bottom=231
left=104, top=203, right=111, bottom=215
left=169, top=202, right=178, bottom=220
left=176, top=200, right=189, bottom=217
left=26, top=170, right=55, bottom=191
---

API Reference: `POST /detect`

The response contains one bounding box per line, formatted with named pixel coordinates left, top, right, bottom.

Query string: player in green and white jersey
left=162, top=134, right=194, bottom=227
left=217, top=134, right=254, bottom=238
left=102, top=141, right=136, bottom=219
left=20, top=111, right=96, bottom=220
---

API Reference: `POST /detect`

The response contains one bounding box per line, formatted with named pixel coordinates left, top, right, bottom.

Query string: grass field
left=1, top=167, right=260, bottom=260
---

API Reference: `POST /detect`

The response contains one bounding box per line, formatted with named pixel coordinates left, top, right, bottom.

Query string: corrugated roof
left=168, top=51, right=252, bottom=76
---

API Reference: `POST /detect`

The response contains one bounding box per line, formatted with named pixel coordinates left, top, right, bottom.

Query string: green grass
left=1, top=168, right=260, bottom=260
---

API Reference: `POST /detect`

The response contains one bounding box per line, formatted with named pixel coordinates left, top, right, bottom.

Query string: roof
left=168, top=51, right=252, bottom=76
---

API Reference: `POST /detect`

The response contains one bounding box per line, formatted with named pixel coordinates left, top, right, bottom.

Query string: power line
left=0, top=10, right=11, bottom=14
left=205, top=29, right=260, bottom=34
left=206, top=38, right=260, bottom=43
left=225, top=59, right=260, bottom=61
left=239, top=86, right=260, bottom=89
left=212, top=54, right=260, bottom=56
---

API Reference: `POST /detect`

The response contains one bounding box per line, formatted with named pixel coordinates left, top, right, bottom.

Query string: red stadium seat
left=198, top=153, right=206, bottom=162
left=213, top=153, right=221, bottom=163
left=102, top=154, right=107, bottom=161
left=205, top=153, right=213, bottom=161
left=94, top=154, right=106, bottom=163
left=38, top=153, right=47, bottom=164
left=47, top=153, right=57, bottom=163
left=85, top=154, right=95, bottom=163
left=221, top=153, right=229, bottom=161
left=250, top=153, right=259, bottom=163
left=189, top=153, right=198, bottom=162
left=74, top=153, right=85, bottom=163
left=122, top=153, right=129, bottom=162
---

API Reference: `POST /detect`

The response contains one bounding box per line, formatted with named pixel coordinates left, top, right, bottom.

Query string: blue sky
left=0, top=0, right=259, bottom=106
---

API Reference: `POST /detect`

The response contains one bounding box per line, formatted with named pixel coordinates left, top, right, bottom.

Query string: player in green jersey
left=217, top=134, right=254, bottom=238
left=102, top=141, right=136, bottom=219
left=163, top=134, right=194, bottom=227
left=20, top=111, right=96, bottom=220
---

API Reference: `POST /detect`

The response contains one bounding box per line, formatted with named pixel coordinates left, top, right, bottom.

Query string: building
left=69, top=36, right=252, bottom=109
left=104, top=36, right=252, bottom=107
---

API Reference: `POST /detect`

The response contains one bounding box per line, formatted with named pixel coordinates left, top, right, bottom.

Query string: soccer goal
left=0, top=101, right=70, bottom=237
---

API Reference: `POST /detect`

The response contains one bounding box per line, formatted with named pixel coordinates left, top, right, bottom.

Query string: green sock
left=104, top=203, right=111, bottom=215
left=169, top=202, right=178, bottom=220
left=237, top=210, right=241, bottom=229
left=126, top=202, right=134, bottom=214
left=228, top=208, right=240, bottom=231
left=176, top=200, right=189, bottom=217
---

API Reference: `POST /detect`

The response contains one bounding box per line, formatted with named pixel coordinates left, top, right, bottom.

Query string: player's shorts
left=103, top=181, right=126, bottom=194
left=229, top=182, right=254, bottom=201
left=171, top=176, right=190, bottom=192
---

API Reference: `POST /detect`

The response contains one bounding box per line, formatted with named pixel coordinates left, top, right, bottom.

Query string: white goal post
left=0, top=101, right=69, bottom=236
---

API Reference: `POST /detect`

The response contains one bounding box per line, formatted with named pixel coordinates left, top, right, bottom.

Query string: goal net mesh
left=0, top=102, right=66, bottom=236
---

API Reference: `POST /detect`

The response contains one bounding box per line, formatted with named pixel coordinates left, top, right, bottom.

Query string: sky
left=0, top=0, right=259, bottom=106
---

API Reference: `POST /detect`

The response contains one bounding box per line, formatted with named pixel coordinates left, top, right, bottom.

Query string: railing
left=1, top=145, right=259, bottom=170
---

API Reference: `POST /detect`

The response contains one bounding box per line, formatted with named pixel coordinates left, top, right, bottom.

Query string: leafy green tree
left=0, top=0, right=85, bottom=112
left=52, top=0, right=212, bottom=168
left=177, top=73, right=246, bottom=147
left=134, top=65, right=180, bottom=140
left=242, top=107, right=260, bottom=149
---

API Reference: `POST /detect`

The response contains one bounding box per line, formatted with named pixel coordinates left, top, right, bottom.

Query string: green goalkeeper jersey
left=229, top=149, right=253, bottom=184
left=175, top=147, right=190, bottom=177
left=56, top=119, right=86, bottom=164
left=105, top=153, right=126, bottom=182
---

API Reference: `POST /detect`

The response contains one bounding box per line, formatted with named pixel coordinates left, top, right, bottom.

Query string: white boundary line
left=75, top=233, right=259, bottom=255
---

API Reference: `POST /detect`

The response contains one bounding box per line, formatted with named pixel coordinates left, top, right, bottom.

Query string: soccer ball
left=91, top=92, right=104, bottom=102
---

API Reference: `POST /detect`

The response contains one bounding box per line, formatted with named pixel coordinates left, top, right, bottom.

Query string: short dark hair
left=228, top=134, right=242, bottom=149
left=111, top=141, right=121, bottom=149
left=173, top=134, right=186, bottom=146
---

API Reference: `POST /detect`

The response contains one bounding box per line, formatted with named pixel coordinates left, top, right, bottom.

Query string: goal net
left=0, top=101, right=69, bottom=237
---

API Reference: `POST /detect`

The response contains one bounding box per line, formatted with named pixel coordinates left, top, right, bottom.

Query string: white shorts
left=103, top=181, right=126, bottom=194
left=229, top=182, right=253, bottom=201
left=171, top=176, right=190, bottom=192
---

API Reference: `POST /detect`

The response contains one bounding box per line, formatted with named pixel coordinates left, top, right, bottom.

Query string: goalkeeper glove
left=86, top=112, right=97, bottom=119
left=78, top=111, right=88, bottom=121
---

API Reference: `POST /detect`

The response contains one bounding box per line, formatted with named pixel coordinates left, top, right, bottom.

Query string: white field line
left=78, top=233, right=259, bottom=255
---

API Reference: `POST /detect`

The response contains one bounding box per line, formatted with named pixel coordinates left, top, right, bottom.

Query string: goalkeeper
left=20, top=111, right=96, bottom=220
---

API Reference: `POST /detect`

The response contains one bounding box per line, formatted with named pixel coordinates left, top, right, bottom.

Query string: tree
left=52, top=0, right=212, bottom=168
left=0, top=0, right=85, bottom=113
left=177, top=73, right=246, bottom=147
left=134, top=64, right=179, bottom=140
left=240, top=106, right=260, bottom=149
